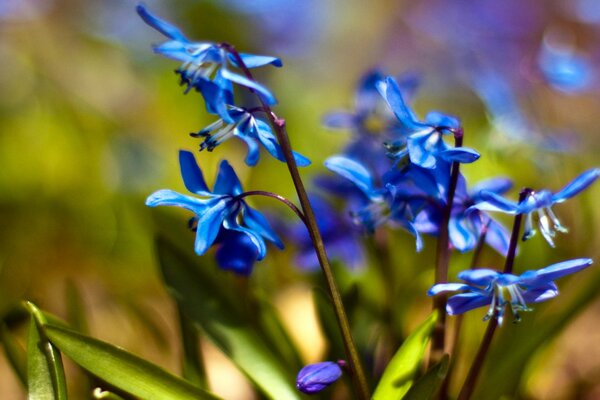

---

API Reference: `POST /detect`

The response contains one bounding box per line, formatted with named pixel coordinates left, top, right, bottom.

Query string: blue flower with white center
left=473, top=168, right=600, bottom=247
left=428, top=258, right=593, bottom=325
left=191, top=106, right=310, bottom=167
left=146, top=150, right=283, bottom=275
left=377, top=76, right=480, bottom=169
left=136, top=4, right=282, bottom=122
left=296, top=361, right=344, bottom=394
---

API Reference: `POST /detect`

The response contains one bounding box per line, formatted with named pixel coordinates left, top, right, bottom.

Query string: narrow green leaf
left=43, top=324, right=221, bottom=400
left=373, top=311, right=438, bottom=400
left=403, top=355, right=449, bottom=400
left=177, top=305, right=208, bottom=388
left=156, top=236, right=301, bottom=400
left=0, top=321, right=27, bottom=386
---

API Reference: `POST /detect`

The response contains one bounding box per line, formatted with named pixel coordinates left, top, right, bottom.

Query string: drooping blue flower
left=296, top=361, right=344, bottom=394
left=287, top=194, right=365, bottom=270
left=146, top=150, right=283, bottom=274
left=136, top=4, right=282, bottom=122
left=191, top=106, right=310, bottom=167
left=377, top=76, right=480, bottom=169
left=428, top=258, right=593, bottom=325
left=473, top=168, right=600, bottom=247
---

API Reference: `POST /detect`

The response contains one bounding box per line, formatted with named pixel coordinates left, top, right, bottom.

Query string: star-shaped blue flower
left=146, top=150, right=283, bottom=274
left=428, top=258, right=593, bottom=325
left=137, top=4, right=282, bottom=122
left=377, top=76, right=480, bottom=169
left=473, top=168, right=600, bottom=247
left=192, top=106, right=310, bottom=167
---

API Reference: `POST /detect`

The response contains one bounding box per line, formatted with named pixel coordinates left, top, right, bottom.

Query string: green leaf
left=26, top=303, right=68, bottom=400
left=373, top=311, right=438, bottom=400
left=155, top=236, right=301, bottom=400
left=0, top=320, right=27, bottom=386
left=177, top=305, right=208, bottom=389
left=402, top=355, right=449, bottom=400
left=42, top=323, right=221, bottom=400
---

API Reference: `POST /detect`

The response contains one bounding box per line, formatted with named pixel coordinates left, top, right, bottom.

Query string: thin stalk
left=430, top=129, right=464, bottom=366
left=457, top=189, right=530, bottom=400
left=222, top=43, right=370, bottom=400
left=236, top=190, right=306, bottom=223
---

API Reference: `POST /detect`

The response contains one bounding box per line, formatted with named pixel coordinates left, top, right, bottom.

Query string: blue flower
left=473, top=168, right=600, bottom=247
left=191, top=106, right=310, bottom=167
left=428, top=258, right=593, bottom=325
left=377, top=76, right=480, bottom=169
left=136, top=4, right=282, bottom=122
left=296, top=361, right=344, bottom=394
left=146, top=150, right=283, bottom=274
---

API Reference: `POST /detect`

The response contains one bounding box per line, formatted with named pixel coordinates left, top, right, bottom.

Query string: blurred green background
left=1, top=0, right=599, bottom=399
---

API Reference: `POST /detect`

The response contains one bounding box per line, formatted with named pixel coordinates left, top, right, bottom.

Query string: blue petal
left=424, top=111, right=460, bottom=130
left=228, top=53, right=283, bottom=68
left=233, top=127, right=261, bottom=166
left=379, top=76, right=424, bottom=132
left=324, top=156, right=375, bottom=198
left=519, top=258, right=593, bottom=286
left=427, top=283, right=473, bottom=296
left=220, top=67, right=278, bottom=105
left=322, top=111, right=358, bottom=129
left=179, top=151, right=211, bottom=195
left=146, top=189, right=212, bottom=212
left=253, top=119, right=311, bottom=166
left=446, top=292, right=492, bottom=315
left=406, top=129, right=438, bottom=169
left=470, top=177, right=513, bottom=200
left=215, top=230, right=259, bottom=275
left=484, top=219, right=511, bottom=257
left=438, top=147, right=480, bottom=164
left=194, top=198, right=232, bottom=255
left=457, top=269, right=500, bottom=286
left=449, top=217, right=477, bottom=252
left=472, top=191, right=519, bottom=214
left=213, top=160, right=243, bottom=196
left=242, top=206, right=284, bottom=249
left=136, top=4, right=189, bottom=42
left=523, top=282, right=558, bottom=303
left=296, top=362, right=343, bottom=395
left=552, top=168, right=600, bottom=203
left=153, top=41, right=211, bottom=63
left=223, top=215, right=267, bottom=261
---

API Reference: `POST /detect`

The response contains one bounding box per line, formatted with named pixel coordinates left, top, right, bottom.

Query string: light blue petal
left=552, top=168, right=600, bottom=203
left=194, top=199, right=234, bottom=255
left=484, top=219, right=511, bottom=257
left=472, top=191, right=519, bottom=214
left=438, top=147, right=480, bottom=164
left=229, top=53, right=283, bottom=68
left=523, top=282, right=558, bottom=303
left=520, top=258, right=593, bottom=286
left=252, top=119, right=311, bottom=166
left=471, top=177, right=513, bottom=199
left=446, top=293, right=492, bottom=315
left=233, top=126, right=261, bottom=166
left=457, top=269, right=499, bottom=286
left=136, top=4, right=189, bottom=42
left=146, top=189, right=212, bottom=212
left=379, top=77, right=424, bottom=131
left=213, top=160, right=243, bottom=196
left=243, top=206, right=284, bottom=249
left=179, top=151, right=211, bottom=195
left=324, top=156, right=375, bottom=198
left=406, top=130, right=438, bottom=169
left=220, top=67, right=277, bottom=105
left=424, top=111, right=460, bottom=130
left=427, top=283, right=473, bottom=296
left=449, top=217, right=477, bottom=252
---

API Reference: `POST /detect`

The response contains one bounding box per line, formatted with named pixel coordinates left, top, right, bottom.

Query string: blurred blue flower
left=428, top=258, right=593, bottom=325
left=192, top=106, right=310, bottom=167
left=296, top=361, right=344, bottom=394
left=287, top=195, right=365, bottom=270
left=146, top=150, right=283, bottom=274
left=378, top=77, right=480, bottom=169
left=136, top=4, right=282, bottom=122
left=473, top=168, right=600, bottom=247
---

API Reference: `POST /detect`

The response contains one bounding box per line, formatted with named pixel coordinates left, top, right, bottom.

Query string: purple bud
left=296, top=361, right=343, bottom=394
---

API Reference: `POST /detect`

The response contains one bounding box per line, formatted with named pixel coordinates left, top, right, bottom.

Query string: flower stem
left=237, top=190, right=306, bottom=223
left=457, top=189, right=530, bottom=400
left=223, top=43, right=370, bottom=400
left=430, top=129, right=464, bottom=366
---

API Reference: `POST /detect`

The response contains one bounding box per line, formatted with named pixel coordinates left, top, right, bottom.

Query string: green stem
left=457, top=189, right=530, bottom=400
left=223, top=43, right=370, bottom=399
left=430, top=129, right=464, bottom=366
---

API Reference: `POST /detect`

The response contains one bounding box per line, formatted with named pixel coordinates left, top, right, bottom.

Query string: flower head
left=136, top=4, right=282, bottom=122
left=191, top=106, right=310, bottom=167
left=146, top=150, right=283, bottom=274
left=428, top=258, right=593, bottom=325
left=473, top=168, right=600, bottom=246
left=296, top=361, right=344, bottom=394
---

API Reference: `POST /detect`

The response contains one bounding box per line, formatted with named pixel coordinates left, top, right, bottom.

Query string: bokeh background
left=1, top=0, right=599, bottom=398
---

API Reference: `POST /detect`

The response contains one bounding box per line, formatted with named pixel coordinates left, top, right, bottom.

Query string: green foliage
left=403, top=355, right=449, bottom=400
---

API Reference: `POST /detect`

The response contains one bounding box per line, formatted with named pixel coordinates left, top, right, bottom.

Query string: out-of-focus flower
left=296, top=361, right=344, bottom=394
left=428, top=258, right=593, bottom=325
left=146, top=151, right=283, bottom=274
left=191, top=106, right=310, bottom=167
left=136, top=4, right=281, bottom=122
left=473, top=168, right=600, bottom=247
left=378, top=77, right=479, bottom=168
